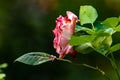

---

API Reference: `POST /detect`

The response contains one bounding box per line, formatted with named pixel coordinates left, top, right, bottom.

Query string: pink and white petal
left=66, top=11, right=77, bottom=20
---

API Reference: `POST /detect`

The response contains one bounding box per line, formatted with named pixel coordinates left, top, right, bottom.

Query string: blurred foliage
left=0, top=63, right=8, bottom=80
left=0, top=0, right=120, bottom=80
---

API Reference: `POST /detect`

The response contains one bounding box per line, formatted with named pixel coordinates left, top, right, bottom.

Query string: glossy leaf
left=102, top=17, right=119, bottom=28
left=69, top=35, right=95, bottom=46
left=79, top=5, right=98, bottom=25
left=15, top=52, right=56, bottom=65
left=104, top=28, right=114, bottom=35
left=109, top=43, right=120, bottom=53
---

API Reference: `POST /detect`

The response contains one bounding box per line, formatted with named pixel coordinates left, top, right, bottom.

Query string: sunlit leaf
left=79, top=5, right=98, bottom=25
left=109, top=43, right=120, bottom=53
left=0, top=63, right=8, bottom=68
left=0, top=73, right=6, bottom=79
left=104, top=28, right=114, bottom=35
left=115, top=25, right=120, bottom=32
left=69, top=35, right=95, bottom=46
left=102, top=17, right=119, bottom=28
left=103, top=36, right=112, bottom=47
left=15, top=52, right=56, bottom=65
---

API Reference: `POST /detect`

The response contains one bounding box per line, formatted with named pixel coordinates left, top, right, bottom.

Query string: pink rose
left=53, top=11, right=78, bottom=58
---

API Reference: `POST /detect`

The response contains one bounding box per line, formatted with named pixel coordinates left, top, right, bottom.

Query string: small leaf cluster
left=70, top=5, right=120, bottom=56
left=0, top=63, right=7, bottom=80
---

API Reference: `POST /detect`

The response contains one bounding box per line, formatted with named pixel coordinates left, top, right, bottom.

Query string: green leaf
left=104, top=28, right=114, bottom=35
left=69, top=35, right=95, bottom=46
left=0, top=63, right=8, bottom=68
left=75, top=25, right=94, bottom=34
left=94, top=22, right=115, bottom=35
left=94, top=21, right=104, bottom=31
left=102, top=17, right=119, bottom=28
left=119, top=16, right=120, bottom=21
left=109, top=43, right=120, bottom=53
left=0, top=73, right=6, bottom=79
left=15, top=52, right=56, bottom=65
left=103, top=36, right=112, bottom=47
left=92, top=30, right=112, bottom=55
left=115, top=25, right=120, bottom=32
left=75, top=43, right=93, bottom=54
left=93, top=36, right=112, bottom=55
left=79, top=5, right=98, bottom=25
left=95, top=29, right=113, bottom=37
left=75, top=25, right=81, bottom=32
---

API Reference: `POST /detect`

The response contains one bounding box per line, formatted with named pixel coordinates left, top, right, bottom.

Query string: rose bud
left=53, top=11, right=78, bottom=58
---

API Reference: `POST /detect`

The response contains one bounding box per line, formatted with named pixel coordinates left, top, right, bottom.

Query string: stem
left=56, top=58, right=72, bottom=63
left=76, top=64, right=105, bottom=75
left=56, top=58, right=111, bottom=80
left=109, top=53, right=120, bottom=80
left=92, top=23, right=95, bottom=31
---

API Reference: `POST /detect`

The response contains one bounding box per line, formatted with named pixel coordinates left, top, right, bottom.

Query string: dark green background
left=0, top=0, right=120, bottom=80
